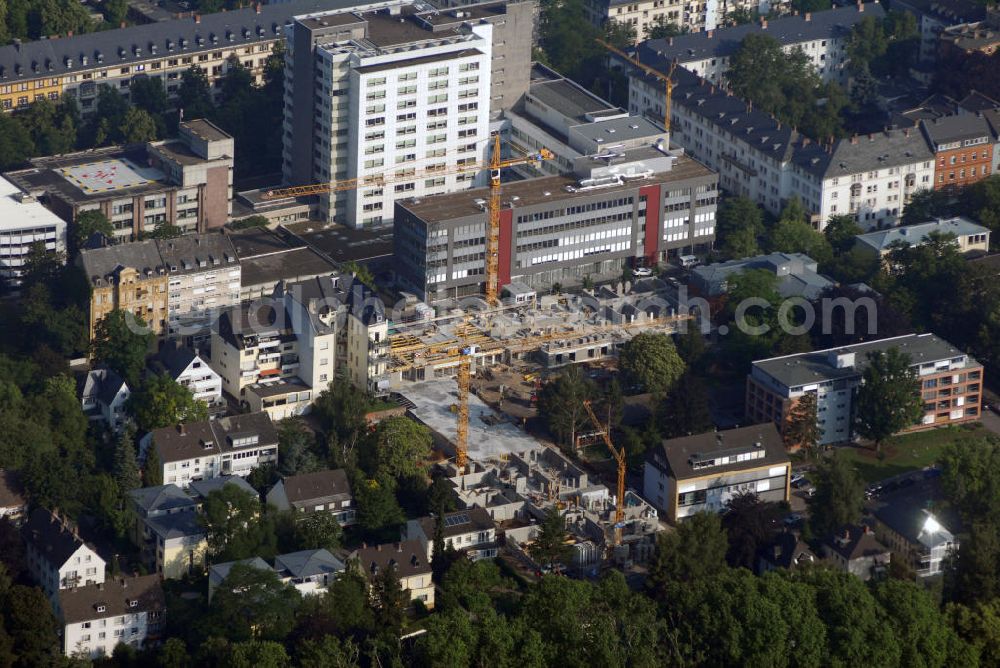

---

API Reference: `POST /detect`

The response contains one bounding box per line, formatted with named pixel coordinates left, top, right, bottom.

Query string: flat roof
left=397, top=153, right=714, bottom=223
left=401, top=379, right=544, bottom=463
left=571, top=116, right=665, bottom=145
left=354, top=47, right=483, bottom=74
left=228, top=227, right=302, bottom=259
left=183, top=118, right=231, bottom=143
left=0, top=175, right=65, bottom=232
left=246, top=378, right=312, bottom=398
left=285, top=221, right=394, bottom=264
left=529, top=78, right=617, bottom=122
left=239, top=246, right=338, bottom=289
left=753, top=333, right=980, bottom=389
left=59, top=157, right=162, bottom=194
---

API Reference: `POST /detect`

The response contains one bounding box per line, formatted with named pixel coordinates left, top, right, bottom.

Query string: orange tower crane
left=261, top=133, right=553, bottom=306
left=582, top=399, right=627, bottom=545
left=597, top=38, right=678, bottom=133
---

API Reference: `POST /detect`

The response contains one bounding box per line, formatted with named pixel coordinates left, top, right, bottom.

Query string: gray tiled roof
left=145, top=510, right=204, bottom=541
left=128, top=484, right=196, bottom=515
left=58, top=575, right=163, bottom=625
left=636, top=3, right=884, bottom=65
left=208, top=557, right=273, bottom=587
left=921, top=114, right=994, bottom=148
left=791, top=128, right=934, bottom=179
left=155, top=232, right=238, bottom=275
left=353, top=540, right=431, bottom=581
left=0, top=0, right=371, bottom=81
left=854, top=216, right=990, bottom=252
left=278, top=469, right=352, bottom=506
left=650, top=423, right=789, bottom=481
left=187, top=475, right=258, bottom=500
left=21, top=508, right=95, bottom=567
left=274, top=548, right=344, bottom=579
left=78, top=239, right=166, bottom=285
left=691, top=252, right=832, bottom=300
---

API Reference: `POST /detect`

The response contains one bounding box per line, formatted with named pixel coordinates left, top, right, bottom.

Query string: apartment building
left=853, top=216, right=991, bottom=261
left=405, top=507, right=498, bottom=561
left=893, top=0, right=986, bottom=62
left=282, top=1, right=533, bottom=228
left=395, top=143, right=718, bottom=299
left=632, top=3, right=881, bottom=85
left=0, top=176, right=66, bottom=286
left=872, top=505, right=958, bottom=579
left=140, top=413, right=279, bottom=488
left=155, top=232, right=240, bottom=342
left=21, top=508, right=107, bottom=608
left=628, top=65, right=935, bottom=228
left=59, top=575, right=165, bottom=659
left=5, top=120, right=233, bottom=240
left=78, top=239, right=169, bottom=338
left=746, top=334, right=984, bottom=447
left=586, top=0, right=720, bottom=38
left=940, top=9, right=1000, bottom=57
left=266, top=469, right=356, bottom=526
left=643, top=424, right=790, bottom=523
left=211, top=274, right=388, bottom=413
left=505, top=63, right=668, bottom=179
left=920, top=114, right=994, bottom=191
left=0, top=0, right=367, bottom=114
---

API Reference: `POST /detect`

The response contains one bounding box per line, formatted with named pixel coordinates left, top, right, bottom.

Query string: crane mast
left=583, top=399, right=626, bottom=545
left=596, top=38, right=678, bottom=133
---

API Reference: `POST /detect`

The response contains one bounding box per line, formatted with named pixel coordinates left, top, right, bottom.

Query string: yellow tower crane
left=582, top=399, right=627, bottom=545
left=260, top=133, right=553, bottom=306
left=597, top=38, right=678, bottom=133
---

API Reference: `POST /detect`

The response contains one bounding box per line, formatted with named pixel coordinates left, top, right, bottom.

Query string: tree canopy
left=854, top=347, right=923, bottom=451
left=618, top=332, right=685, bottom=396
left=128, top=374, right=209, bottom=433
left=90, top=310, right=153, bottom=386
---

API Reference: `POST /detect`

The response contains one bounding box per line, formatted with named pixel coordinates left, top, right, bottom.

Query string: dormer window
left=129, top=600, right=138, bottom=608
left=96, top=604, right=106, bottom=613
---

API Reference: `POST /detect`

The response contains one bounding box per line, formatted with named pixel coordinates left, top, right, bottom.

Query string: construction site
left=384, top=278, right=684, bottom=571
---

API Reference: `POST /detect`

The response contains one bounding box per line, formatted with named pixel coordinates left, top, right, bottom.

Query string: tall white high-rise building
left=283, top=2, right=527, bottom=228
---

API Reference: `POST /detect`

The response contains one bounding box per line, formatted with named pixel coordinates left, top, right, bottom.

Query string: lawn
left=836, top=423, right=990, bottom=483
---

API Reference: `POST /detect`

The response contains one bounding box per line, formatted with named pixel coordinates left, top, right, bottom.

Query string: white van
left=679, top=255, right=699, bottom=268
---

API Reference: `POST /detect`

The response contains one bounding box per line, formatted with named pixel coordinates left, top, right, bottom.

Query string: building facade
left=920, top=115, right=994, bottom=191
left=0, top=176, right=66, bottom=286
left=266, top=469, right=357, bottom=527
left=586, top=0, right=720, bottom=40
left=59, top=576, right=165, bottom=659
left=631, top=3, right=881, bottom=85
left=747, top=334, right=984, bottom=446
left=352, top=540, right=435, bottom=609
left=78, top=240, right=170, bottom=338
left=0, top=0, right=366, bottom=114
left=853, top=216, right=991, bottom=261
left=643, top=424, right=791, bottom=523
left=6, top=120, right=234, bottom=240
left=21, top=508, right=107, bottom=608
left=150, top=343, right=224, bottom=407
left=395, top=145, right=718, bottom=299
left=405, top=507, right=498, bottom=561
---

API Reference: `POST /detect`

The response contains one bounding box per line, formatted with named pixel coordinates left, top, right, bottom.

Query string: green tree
left=201, top=486, right=277, bottom=561
left=660, top=370, right=712, bottom=438
left=948, top=598, right=1000, bottom=665
left=368, top=416, right=432, bottom=482
left=941, top=436, right=1000, bottom=524
left=209, top=563, right=301, bottom=643
left=143, top=445, right=162, bottom=486
left=112, top=426, right=141, bottom=492
left=875, top=578, right=977, bottom=667
left=72, top=210, right=114, bottom=251
left=536, top=365, right=596, bottom=447
left=312, top=377, right=373, bottom=468
left=341, top=261, right=375, bottom=289
left=646, top=15, right=682, bottom=39
left=716, top=196, right=764, bottom=260
left=808, top=455, right=864, bottom=537
left=647, top=512, right=728, bottom=598
left=823, top=213, right=863, bottom=253
left=20, top=241, right=65, bottom=288
left=371, top=563, right=407, bottom=634
left=230, top=215, right=270, bottom=231
left=902, top=188, right=953, bottom=226
left=855, top=347, right=923, bottom=453
left=618, top=331, right=685, bottom=396
left=128, top=374, right=209, bottom=433
left=293, top=512, right=342, bottom=551
left=178, top=66, right=215, bottom=121
left=722, top=492, right=782, bottom=570
left=355, top=476, right=404, bottom=538
left=276, top=417, right=320, bottom=477
left=227, top=640, right=291, bottom=668
left=121, top=106, right=158, bottom=144
left=102, top=0, right=127, bottom=26
left=0, top=113, right=34, bottom=169
left=784, top=391, right=820, bottom=455
left=768, top=197, right=832, bottom=264
left=529, top=507, right=573, bottom=570
left=19, top=96, right=75, bottom=156
left=296, top=636, right=360, bottom=668
left=90, top=309, right=153, bottom=386
left=158, top=637, right=190, bottom=668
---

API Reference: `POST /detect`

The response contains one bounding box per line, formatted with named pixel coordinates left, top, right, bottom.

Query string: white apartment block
left=587, top=0, right=720, bottom=38
left=628, top=65, right=935, bottom=229
left=59, top=576, right=165, bottom=659
left=140, top=413, right=279, bottom=488
left=21, top=508, right=107, bottom=610
left=282, top=3, right=494, bottom=228
left=150, top=343, right=224, bottom=407
left=0, top=175, right=66, bottom=286
left=631, top=3, right=881, bottom=86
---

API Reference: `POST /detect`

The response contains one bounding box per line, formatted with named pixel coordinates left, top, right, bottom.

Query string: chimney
left=851, top=135, right=858, bottom=144
left=707, top=30, right=714, bottom=39
left=805, top=12, right=812, bottom=21
left=177, top=423, right=186, bottom=435
left=668, top=37, right=674, bottom=46
left=120, top=21, right=126, bottom=29
left=858, top=1, right=864, bottom=11
left=761, top=18, right=768, bottom=29
left=194, top=14, right=201, bottom=23
left=803, top=137, right=810, bottom=146
left=256, top=2, right=262, bottom=13
left=863, top=525, right=872, bottom=535
left=397, top=543, right=403, bottom=552
left=67, top=31, right=73, bottom=37
left=843, top=529, right=851, bottom=541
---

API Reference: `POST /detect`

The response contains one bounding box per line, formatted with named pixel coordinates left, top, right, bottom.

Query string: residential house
left=149, top=342, right=223, bottom=409
left=353, top=540, right=435, bottom=609
left=58, top=575, right=165, bottom=658
left=0, top=469, right=27, bottom=521
left=893, top=0, right=986, bottom=61
left=853, top=216, right=991, bottom=261
left=80, top=368, right=130, bottom=433
left=207, top=557, right=273, bottom=602
left=757, top=531, right=817, bottom=574
left=273, top=549, right=345, bottom=595
left=144, top=512, right=207, bottom=580
left=140, top=412, right=278, bottom=488
left=21, top=508, right=106, bottom=608
left=186, top=475, right=259, bottom=503
left=642, top=424, right=791, bottom=523
left=873, top=505, right=959, bottom=578
left=266, top=469, right=356, bottom=527
left=404, top=507, right=498, bottom=561
left=690, top=253, right=833, bottom=300
left=747, top=333, right=984, bottom=446
left=822, top=523, right=891, bottom=580
left=127, top=485, right=197, bottom=546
